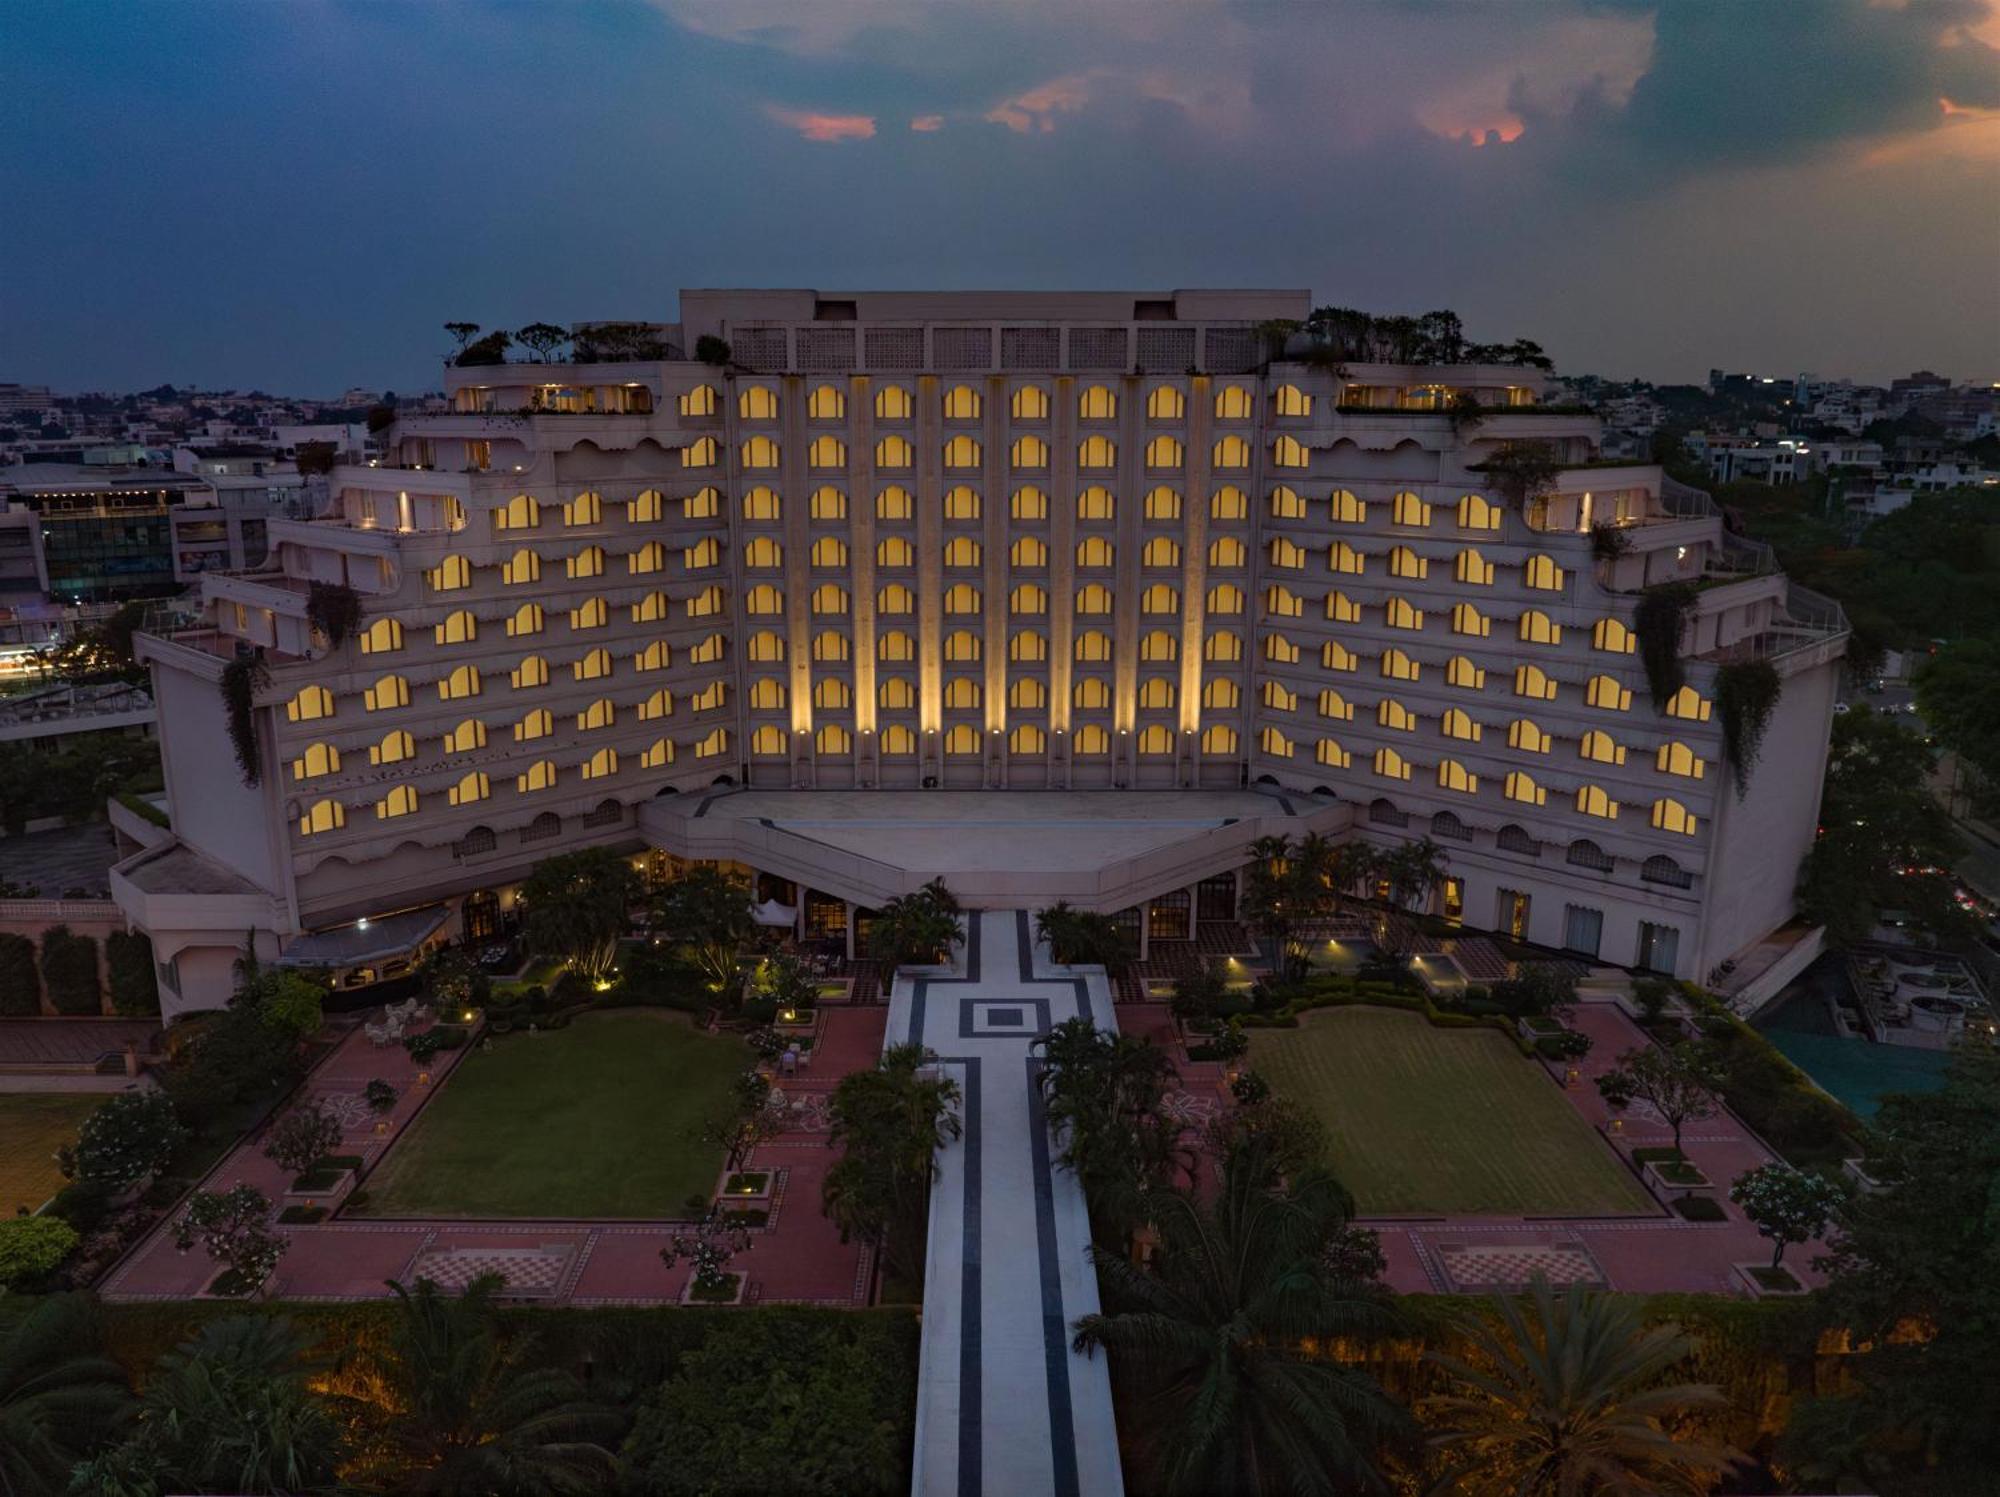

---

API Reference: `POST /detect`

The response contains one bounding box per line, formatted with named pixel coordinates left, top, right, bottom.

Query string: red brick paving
left=103, top=1009, right=881, bottom=1307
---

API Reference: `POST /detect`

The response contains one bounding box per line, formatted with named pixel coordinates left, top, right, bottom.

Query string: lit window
left=495, top=493, right=540, bottom=532
left=689, top=680, right=727, bottom=713
left=1261, top=727, right=1296, bottom=759
left=810, top=486, right=847, bottom=521
left=740, top=435, right=780, bottom=470
left=577, top=698, right=615, bottom=732
left=878, top=631, right=914, bottom=662
left=1262, top=680, right=1297, bottom=712
left=1576, top=784, right=1619, bottom=820
left=1074, top=677, right=1111, bottom=709
left=517, top=760, right=558, bottom=794
left=515, top=708, right=552, bottom=743
left=943, top=677, right=981, bottom=710
left=1079, top=385, right=1116, bottom=419
left=678, top=384, right=717, bottom=417
left=1137, top=677, right=1176, bottom=709
left=1147, top=386, right=1186, bottom=420
left=1652, top=798, right=1698, bottom=835
left=813, top=632, right=851, bottom=663
left=291, top=741, right=339, bottom=780
left=299, top=798, right=344, bottom=835
left=943, top=435, right=982, bottom=470
left=639, top=739, right=674, bottom=769
left=682, top=536, right=720, bottom=571
left=739, top=386, right=778, bottom=420
left=566, top=546, right=605, bottom=580
left=638, top=689, right=673, bottom=721
left=748, top=678, right=786, bottom=710
left=943, top=385, right=982, bottom=420
left=1011, top=583, right=1048, bottom=615
left=1438, top=759, right=1478, bottom=794
left=1137, top=724, right=1174, bottom=755
left=573, top=648, right=611, bottom=681
left=876, top=486, right=913, bottom=520
left=1269, top=537, right=1306, bottom=571
left=428, top=555, right=471, bottom=592
left=1579, top=729, right=1625, bottom=765
left=1327, top=592, right=1361, bottom=623
left=448, top=771, right=489, bottom=806
left=1523, top=554, right=1566, bottom=591
left=1078, top=435, right=1117, bottom=470
left=1209, top=536, right=1248, bottom=569
left=1076, top=583, right=1113, bottom=615
left=1373, top=747, right=1412, bottom=780
left=1455, top=548, right=1495, bottom=586
left=944, top=724, right=980, bottom=755
left=1211, top=486, right=1249, bottom=521
left=1150, top=435, right=1188, bottom=469
left=1075, top=630, right=1112, bottom=662
left=1385, top=597, right=1424, bottom=631
left=1268, top=486, right=1306, bottom=520
left=1379, top=699, right=1417, bottom=732
left=1140, top=630, right=1176, bottom=662
left=1272, top=384, right=1310, bottom=417
left=1315, top=738, right=1350, bottom=768
left=1011, top=435, right=1050, bottom=470
left=1382, top=649, right=1421, bottom=682
left=1457, top=494, right=1502, bottom=531
left=287, top=685, right=334, bottom=722
left=813, top=677, right=853, bottom=710
left=563, top=491, right=602, bottom=527
left=631, top=592, right=668, bottom=625
left=880, top=725, right=916, bottom=755
left=1267, top=585, right=1304, bottom=618
left=510, top=655, right=549, bottom=689
left=941, top=536, right=982, bottom=570
left=364, top=674, right=409, bottom=712
left=1446, top=656, right=1485, bottom=690
left=1319, top=639, right=1352, bottom=670
left=1264, top=632, right=1301, bottom=665
left=744, top=536, right=783, bottom=570
left=807, top=384, right=846, bottom=420
left=1011, top=630, right=1048, bottom=662
left=1389, top=545, right=1428, bottom=579
left=877, top=584, right=915, bottom=615
left=1656, top=741, right=1706, bottom=778
left=1272, top=435, right=1309, bottom=469
left=1586, top=675, right=1632, bottom=711
left=687, top=585, right=724, bottom=618
left=1504, top=771, right=1547, bottom=805
left=1594, top=617, right=1636, bottom=653
left=1074, top=724, right=1110, bottom=755
left=370, top=729, right=414, bottom=766
left=683, top=487, right=720, bottom=519
left=810, top=536, right=849, bottom=570
left=1006, top=535, right=1047, bottom=570
left=1008, top=385, right=1046, bottom=420
left=1508, top=719, right=1551, bottom=754
left=1514, top=665, right=1557, bottom=700
left=879, top=677, right=916, bottom=709
left=1214, top=385, right=1254, bottom=420
left=942, top=485, right=981, bottom=522
left=1011, top=486, right=1049, bottom=521
left=1665, top=686, right=1712, bottom=721
left=1206, top=678, right=1242, bottom=710
left=1392, top=491, right=1432, bottom=527
left=749, top=631, right=785, bottom=663
left=943, top=630, right=980, bottom=662
left=1441, top=708, right=1480, bottom=741
left=356, top=617, right=402, bottom=655
left=682, top=435, right=719, bottom=469
left=695, top=728, right=730, bottom=759
left=1330, top=490, right=1365, bottom=524
left=942, top=583, right=980, bottom=615
left=1203, top=724, right=1239, bottom=754
left=815, top=725, right=852, bottom=755
left=1209, top=631, right=1245, bottom=662
left=1451, top=603, right=1490, bottom=638
left=1330, top=541, right=1365, bottom=574
left=1520, top=610, right=1562, bottom=646
left=746, top=584, right=784, bottom=616
left=1009, top=676, right=1047, bottom=709
left=1010, top=724, right=1047, bottom=754
left=805, top=435, right=845, bottom=472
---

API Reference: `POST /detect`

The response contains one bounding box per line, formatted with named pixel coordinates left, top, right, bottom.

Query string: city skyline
left=4, top=0, right=1997, bottom=394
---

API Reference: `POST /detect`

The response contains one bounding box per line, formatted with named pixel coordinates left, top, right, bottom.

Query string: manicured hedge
left=1238, top=977, right=1535, bottom=1055
left=1698, top=1008, right=1862, bottom=1168
left=105, top=929, right=159, bottom=1017
left=0, top=932, right=39, bottom=1015
left=38, top=925, right=101, bottom=1015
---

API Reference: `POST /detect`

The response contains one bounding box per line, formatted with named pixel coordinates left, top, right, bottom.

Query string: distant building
left=0, top=462, right=221, bottom=606
left=0, top=385, right=55, bottom=418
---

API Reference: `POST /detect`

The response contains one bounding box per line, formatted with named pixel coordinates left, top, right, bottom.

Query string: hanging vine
left=1590, top=522, right=1631, bottom=563
left=1716, top=659, right=1783, bottom=800
left=305, top=581, right=361, bottom=649
left=220, top=655, right=270, bottom=787
left=1633, top=583, right=1698, bottom=709
left=1475, top=442, right=1562, bottom=512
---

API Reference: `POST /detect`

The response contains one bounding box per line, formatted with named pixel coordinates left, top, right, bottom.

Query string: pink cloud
left=911, top=114, right=945, bottom=133
left=986, top=73, right=1097, bottom=134
left=764, top=104, right=877, bottom=142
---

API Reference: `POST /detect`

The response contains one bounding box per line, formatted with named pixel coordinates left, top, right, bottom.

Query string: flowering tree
left=174, top=1184, right=286, bottom=1294
left=263, top=1100, right=343, bottom=1177
left=1730, top=1164, right=1843, bottom=1268
left=1594, top=1043, right=1718, bottom=1152
left=58, top=1089, right=187, bottom=1188
left=661, top=1214, right=753, bottom=1301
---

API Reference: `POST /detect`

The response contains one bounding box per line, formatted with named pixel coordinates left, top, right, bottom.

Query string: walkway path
left=891, top=910, right=1124, bottom=1497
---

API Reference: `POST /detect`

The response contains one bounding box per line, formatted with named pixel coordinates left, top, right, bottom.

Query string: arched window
left=943, top=485, right=981, bottom=521
left=364, top=674, right=409, bottom=712
left=1373, top=746, right=1412, bottom=781
left=1147, top=385, right=1186, bottom=420
left=745, top=583, right=784, bottom=616
left=741, top=436, right=779, bottom=469
left=1314, top=738, right=1350, bottom=768
left=1585, top=675, right=1632, bottom=711
left=1437, top=759, right=1478, bottom=794
left=811, top=631, right=850, bottom=663
left=566, top=545, right=605, bottom=580
left=638, top=688, right=673, bottom=721
left=1008, top=385, right=1047, bottom=420
left=1075, top=630, right=1113, bottom=662
left=682, top=435, right=719, bottom=469
left=807, top=384, right=846, bottom=420
left=370, top=728, right=414, bottom=767
left=1137, top=677, right=1175, bottom=709
left=1642, top=853, right=1694, bottom=885
left=879, top=677, right=916, bottom=709
left=943, top=434, right=982, bottom=470
left=1523, top=554, right=1566, bottom=591
left=878, top=535, right=915, bottom=568
left=943, top=724, right=981, bottom=755
left=1272, top=435, right=1309, bottom=469
left=1206, top=583, right=1245, bottom=615
left=1388, top=545, right=1428, bottom=580
left=517, top=759, right=558, bottom=794
left=510, top=655, right=549, bottom=690
left=1209, top=631, right=1245, bottom=662
left=1440, top=707, right=1480, bottom=741
left=748, top=630, right=785, bottom=662
left=1078, top=385, right=1117, bottom=420
left=449, top=772, right=489, bottom=806
left=748, top=678, right=785, bottom=710
left=1455, top=548, right=1495, bottom=586
left=515, top=707, right=553, bottom=742
left=627, top=541, right=665, bottom=576
left=1074, top=724, right=1110, bottom=755
left=1137, top=724, right=1174, bottom=755
left=1330, top=541, right=1365, bottom=574
left=1665, top=686, right=1712, bottom=721
left=1330, top=489, right=1365, bottom=524
left=1272, top=384, right=1310, bottom=417
left=1261, top=680, right=1297, bottom=713
left=1139, top=630, right=1176, bottom=662
left=286, top=684, right=334, bottom=722
left=1269, top=537, right=1307, bottom=570
left=1451, top=603, right=1490, bottom=638
left=944, top=385, right=983, bottom=420
left=1378, top=699, right=1417, bottom=732
left=1078, top=435, right=1116, bottom=470
left=577, top=697, right=616, bottom=732
left=815, top=725, right=853, bottom=755
left=1575, top=784, right=1620, bottom=820
left=639, top=739, right=674, bottom=769
left=738, top=386, right=778, bottom=420
left=1261, top=727, right=1296, bottom=759
left=1446, top=656, right=1486, bottom=690
left=878, top=630, right=915, bottom=662
left=1520, top=610, right=1562, bottom=645
left=495, top=493, right=540, bottom=532
left=1142, top=486, right=1182, bottom=523
left=880, top=725, right=917, bottom=755
left=1009, top=676, right=1048, bottom=709
left=1457, top=493, right=1502, bottom=531
left=1503, top=771, right=1547, bottom=806
left=1327, top=591, right=1362, bottom=623
left=1140, top=583, right=1179, bottom=615
left=943, top=535, right=983, bottom=569
left=299, top=798, right=344, bottom=835
left=1514, top=665, right=1557, bottom=701
left=874, top=434, right=914, bottom=469
left=809, top=486, right=848, bottom=522
left=1011, top=630, right=1048, bottom=662
left=942, top=582, right=980, bottom=615
left=563, top=491, right=602, bottom=527
left=1203, top=724, right=1240, bottom=755
left=1205, top=677, right=1242, bottom=710
left=1011, top=486, right=1049, bottom=521
left=1391, top=491, right=1432, bottom=527
left=943, top=629, right=980, bottom=662
left=1656, top=741, right=1706, bottom=778
left=744, top=536, right=783, bottom=570
left=1594, top=617, right=1636, bottom=653
left=1074, top=677, right=1111, bottom=709
left=1010, top=583, right=1048, bottom=615
left=1313, top=688, right=1351, bottom=721
left=581, top=747, right=619, bottom=780
left=810, top=536, right=849, bottom=570
left=573, top=648, right=611, bottom=681
left=1010, top=535, right=1048, bottom=569
left=877, top=583, right=915, bottom=615
left=1579, top=729, right=1625, bottom=764
left=875, top=385, right=913, bottom=420
left=1077, top=486, right=1115, bottom=522
left=1150, top=435, right=1188, bottom=469
left=1508, top=718, right=1551, bottom=754
left=428, top=555, right=472, bottom=592
left=876, top=485, right=913, bottom=520
left=808, top=435, right=847, bottom=471
left=1214, top=385, right=1254, bottom=420
left=1211, top=486, right=1249, bottom=520
left=683, top=486, right=720, bottom=519
left=695, top=728, right=730, bottom=759
left=943, top=678, right=981, bottom=710
left=1009, top=724, right=1047, bottom=754
left=751, top=725, right=788, bottom=756
left=1075, top=583, right=1114, bottom=616
left=1381, top=648, right=1421, bottom=682
left=812, top=679, right=852, bottom=711
left=678, top=384, right=718, bottom=417
left=1209, top=536, right=1248, bottom=568
left=1011, top=434, right=1050, bottom=470
left=1269, top=485, right=1306, bottom=520
left=1385, top=597, right=1424, bottom=631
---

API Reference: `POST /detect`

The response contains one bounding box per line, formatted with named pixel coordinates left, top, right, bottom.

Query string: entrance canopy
left=277, top=904, right=449, bottom=969
left=643, top=789, right=1348, bottom=913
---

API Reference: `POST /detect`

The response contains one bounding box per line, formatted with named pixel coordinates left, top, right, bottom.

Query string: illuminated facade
left=112, top=290, right=1847, bottom=1017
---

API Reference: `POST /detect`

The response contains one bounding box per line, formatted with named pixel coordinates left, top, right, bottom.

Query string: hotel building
left=110, top=290, right=1848, bottom=1020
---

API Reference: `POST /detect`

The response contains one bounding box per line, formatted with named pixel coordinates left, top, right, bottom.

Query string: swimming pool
left=1755, top=970, right=1951, bottom=1118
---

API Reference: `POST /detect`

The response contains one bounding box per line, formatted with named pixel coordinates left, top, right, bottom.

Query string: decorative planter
left=1735, top=1262, right=1806, bottom=1298
left=1516, top=1016, right=1566, bottom=1045
left=1641, top=1159, right=1715, bottom=1203
left=716, top=1169, right=773, bottom=1203
left=679, top=1271, right=746, bottom=1306
left=283, top=1167, right=356, bottom=1206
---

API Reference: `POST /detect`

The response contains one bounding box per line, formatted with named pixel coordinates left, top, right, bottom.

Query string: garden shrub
left=1700, top=1014, right=1861, bottom=1166
left=365, top=1079, right=398, bottom=1112
left=60, top=1090, right=188, bottom=1188
left=105, top=929, right=159, bottom=1016
left=39, top=925, right=102, bottom=1014
left=0, top=932, right=39, bottom=1014
left=0, top=1216, right=80, bottom=1288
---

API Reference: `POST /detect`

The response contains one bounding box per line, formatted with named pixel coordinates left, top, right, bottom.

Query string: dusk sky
left=4, top=0, right=1997, bottom=396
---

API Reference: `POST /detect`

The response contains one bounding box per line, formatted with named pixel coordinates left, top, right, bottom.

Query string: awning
left=751, top=898, right=797, bottom=928
left=278, top=904, right=450, bottom=969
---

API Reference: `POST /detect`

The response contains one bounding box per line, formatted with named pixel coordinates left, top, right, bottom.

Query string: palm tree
left=868, top=892, right=961, bottom=972
left=521, top=848, right=642, bottom=983
left=822, top=1043, right=963, bottom=1285
left=120, top=1315, right=345, bottom=1495
left=372, top=1275, right=622, bottom=1496
left=1072, top=1140, right=1413, bottom=1495
left=1423, top=1276, right=1738, bottom=1496
left=0, top=1294, right=130, bottom=1497
left=1034, top=1019, right=1187, bottom=1238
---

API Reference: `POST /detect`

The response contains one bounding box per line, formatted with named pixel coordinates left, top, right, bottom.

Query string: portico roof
left=643, top=788, right=1349, bottom=912
left=276, top=903, right=449, bottom=969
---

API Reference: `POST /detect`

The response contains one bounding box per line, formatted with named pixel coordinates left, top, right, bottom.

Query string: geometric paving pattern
left=312, top=1090, right=376, bottom=1130
left=1435, top=1239, right=1607, bottom=1291
left=403, top=1243, right=575, bottom=1296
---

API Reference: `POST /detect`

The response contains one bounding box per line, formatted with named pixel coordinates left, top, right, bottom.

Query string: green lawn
left=0, top=1093, right=102, bottom=1214
left=1249, top=1008, right=1654, bottom=1217
left=355, top=1010, right=751, bottom=1218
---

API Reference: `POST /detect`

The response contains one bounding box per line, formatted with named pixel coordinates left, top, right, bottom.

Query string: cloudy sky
left=4, top=0, right=1996, bottom=395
